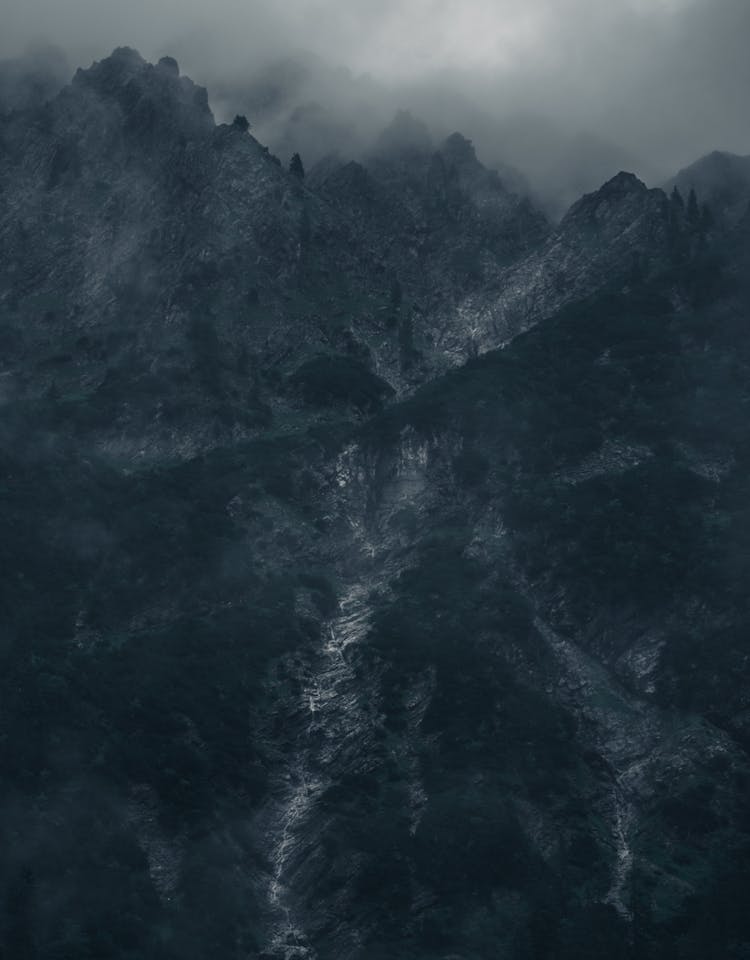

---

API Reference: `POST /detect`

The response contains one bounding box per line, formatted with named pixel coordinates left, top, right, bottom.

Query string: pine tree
left=289, top=152, right=305, bottom=180
left=687, top=187, right=700, bottom=225
left=299, top=206, right=311, bottom=243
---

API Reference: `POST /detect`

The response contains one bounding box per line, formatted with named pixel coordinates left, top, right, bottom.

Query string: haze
left=2, top=0, right=749, bottom=213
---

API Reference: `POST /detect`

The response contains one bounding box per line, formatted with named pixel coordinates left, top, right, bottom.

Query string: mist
left=2, top=0, right=749, bottom=214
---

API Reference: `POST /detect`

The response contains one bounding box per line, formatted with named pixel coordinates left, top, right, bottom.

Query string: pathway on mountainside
left=262, top=580, right=378, bottom=959
left=260, top=435, right=435, bottom=957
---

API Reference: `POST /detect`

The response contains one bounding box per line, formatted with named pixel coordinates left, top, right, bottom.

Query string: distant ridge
left=664, top=149, right=750, bottom=225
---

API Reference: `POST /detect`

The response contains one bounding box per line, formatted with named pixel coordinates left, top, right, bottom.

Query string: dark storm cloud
left=2, top=0, right=749, bottom=209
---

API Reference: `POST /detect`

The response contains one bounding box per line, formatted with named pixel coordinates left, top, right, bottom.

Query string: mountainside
left=2, top=50, right=750, bottom=960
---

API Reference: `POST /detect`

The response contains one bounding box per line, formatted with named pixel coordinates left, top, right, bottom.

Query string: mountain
left=212, top=56, right=653, bottom=221
left=2, top=50, right=750, bottom=959
left=0, top=48, right=551, bottom=456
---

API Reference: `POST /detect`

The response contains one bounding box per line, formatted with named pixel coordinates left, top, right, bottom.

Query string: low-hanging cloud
left=2, top=0, right=749, bottom=212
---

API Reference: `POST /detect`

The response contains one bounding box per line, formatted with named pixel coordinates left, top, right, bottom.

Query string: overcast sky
left=2, top=0, right=749, bottom=196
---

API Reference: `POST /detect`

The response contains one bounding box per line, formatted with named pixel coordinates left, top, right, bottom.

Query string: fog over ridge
left=1, top=0, right=749, bottom=214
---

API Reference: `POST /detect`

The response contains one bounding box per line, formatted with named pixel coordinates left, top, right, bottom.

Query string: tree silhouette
left=687, top=187, right=701, bottom=226
left=289, top=152, right=305, bottom=180
left=670, top=185, right=685, bottom=209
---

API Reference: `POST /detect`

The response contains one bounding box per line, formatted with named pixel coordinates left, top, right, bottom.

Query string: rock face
left=2, top=50, right=750, bottom=960
left=0, top=51, right=547, bottom=455
left=444, top=171, right=675, bottom=357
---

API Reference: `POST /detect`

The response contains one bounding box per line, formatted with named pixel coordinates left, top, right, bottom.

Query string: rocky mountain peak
left=440, top=131, right=478, bottom=168
left=157, top=55, right=180, bottom=78
left=73, top=46, right=147, bottom=94
left=569, top=170, right=650, bottom=211
left=599, top=169, right=648, bottom=196
left=71, top=47, right=213, bottom=139
left=561, top=169, right=657, bottom=230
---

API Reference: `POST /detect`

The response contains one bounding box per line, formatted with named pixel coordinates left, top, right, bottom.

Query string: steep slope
left=306, top=254, right=750, bottom=958
left=0, top=51, right=550, bottom=460
left=0, top=48, right=412, bottom=460
left=438, top=171, right=708, bottom=359
left=309, top=121, right=549, bottom=384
